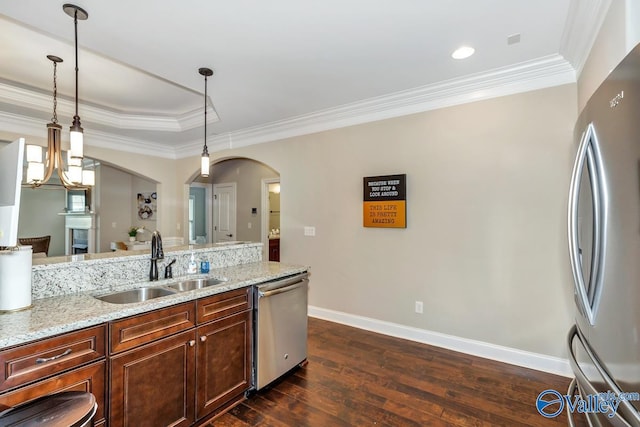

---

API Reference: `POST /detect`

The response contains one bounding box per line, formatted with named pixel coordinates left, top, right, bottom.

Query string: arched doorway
left=188, top=157, right=280, bottom=261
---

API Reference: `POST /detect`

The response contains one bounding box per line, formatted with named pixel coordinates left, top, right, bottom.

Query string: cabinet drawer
left=110, top=302, right=196, bottom=354
left=0, top=360, right=106, bottom=426
left=0, top=325, right=106, bottom=393
left=197, top=287, right=252, bottom=324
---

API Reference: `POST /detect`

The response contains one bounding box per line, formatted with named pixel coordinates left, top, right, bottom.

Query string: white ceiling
left=0, top=0, right=608, bottom=158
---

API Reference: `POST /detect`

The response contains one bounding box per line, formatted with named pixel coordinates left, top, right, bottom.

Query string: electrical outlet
left=111, top=222, right=117, bottom=228
left=304, top=226, right=316, bottom=236
left=415, top=301, right=424, bottom=314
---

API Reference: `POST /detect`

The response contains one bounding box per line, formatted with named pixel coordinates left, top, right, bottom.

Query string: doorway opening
left=262, top=178, right=280, bottom=261
left=188, top=157, right=280, bottom=258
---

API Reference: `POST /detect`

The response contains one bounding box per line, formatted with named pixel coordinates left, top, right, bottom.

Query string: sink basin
left=95, top=287, right=177, bottom=304
left=166, top=278, right=227, bottom=292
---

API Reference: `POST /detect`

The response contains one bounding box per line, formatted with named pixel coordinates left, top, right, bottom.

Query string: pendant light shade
left=199, top=67, right=213, bottom=178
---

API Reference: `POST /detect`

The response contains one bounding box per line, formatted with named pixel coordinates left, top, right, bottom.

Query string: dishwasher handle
left=258, top=278, right=308, bottom=298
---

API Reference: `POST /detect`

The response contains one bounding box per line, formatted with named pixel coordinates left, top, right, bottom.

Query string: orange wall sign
left=363, top=174, right=406, bottom=228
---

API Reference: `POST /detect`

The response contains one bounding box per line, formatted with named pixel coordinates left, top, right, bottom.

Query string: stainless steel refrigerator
left=567, top=44, right=640, bottom=426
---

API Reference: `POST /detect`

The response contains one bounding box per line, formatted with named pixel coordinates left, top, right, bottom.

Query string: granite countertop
left=0, top=261, right=308, bottom=350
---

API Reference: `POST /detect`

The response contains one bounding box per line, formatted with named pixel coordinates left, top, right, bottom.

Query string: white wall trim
left=0, top=110, right=178, bottom=159
left=308, top=305, right=573, bottom=378
left=2, top=54, right=575, bottom=159
left=0, top=81, right=219, bottom=132
left=560, top=0, right=612, bottom=77
left=213, top=54, right=575, bottom=151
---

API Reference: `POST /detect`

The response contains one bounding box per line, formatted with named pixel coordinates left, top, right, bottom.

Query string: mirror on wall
left=16, top=159, right=158, bottom=257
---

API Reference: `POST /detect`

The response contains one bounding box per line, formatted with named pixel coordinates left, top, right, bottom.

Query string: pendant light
left=25, top=54, right=94, bottom=189
left=63, top=3, right=88, bottom=161
left=25, top=3, right=93, bottom=189
left=199, top=67, right=213, bottom=177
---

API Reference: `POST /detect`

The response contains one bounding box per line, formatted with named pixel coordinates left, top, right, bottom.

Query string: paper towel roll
left=0, top=246, right=32, bottom=311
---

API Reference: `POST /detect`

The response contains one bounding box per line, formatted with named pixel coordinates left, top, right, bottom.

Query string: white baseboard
left=308, top=305, right=572, bottom=378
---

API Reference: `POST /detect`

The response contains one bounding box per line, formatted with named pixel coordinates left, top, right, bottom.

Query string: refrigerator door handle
left=567, top=326, right=640, bottom=425
left=568, top=123, right=606, bottom=325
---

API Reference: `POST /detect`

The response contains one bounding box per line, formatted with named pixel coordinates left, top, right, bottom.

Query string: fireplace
left=59, top=212, right=96, bottom=255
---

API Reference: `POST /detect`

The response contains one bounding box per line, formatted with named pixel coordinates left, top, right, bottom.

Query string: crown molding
left=0, top=110, right=177, bottom=159
left=213, top=54, right=576, bottom=151
left=560, top=0, right=612, bottom=76
left=2, top=54, right=576, bottom=159
left=0, top=81, right=218, bottom=132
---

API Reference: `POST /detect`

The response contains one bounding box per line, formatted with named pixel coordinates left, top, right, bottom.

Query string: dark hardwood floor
left=211, top=318, right=580, bottom=426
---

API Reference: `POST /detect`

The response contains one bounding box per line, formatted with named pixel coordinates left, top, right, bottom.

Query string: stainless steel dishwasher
left=254, top=272, right=309, bottom=390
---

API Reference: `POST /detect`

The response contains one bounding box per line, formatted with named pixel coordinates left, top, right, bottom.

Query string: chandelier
left=25, top=4, right=93, bottom=189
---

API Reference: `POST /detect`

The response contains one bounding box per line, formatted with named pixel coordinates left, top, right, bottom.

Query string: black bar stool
left=0, top=392, right=96, bottom=427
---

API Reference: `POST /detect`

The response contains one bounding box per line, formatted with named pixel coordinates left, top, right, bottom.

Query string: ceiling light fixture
left=199, top=67, right=213, bottom=177
left=25, top=54, right=94, bottom=189
left=63, top=3, right=88, bottom=162
left=451, top=46, right=475, bottom=60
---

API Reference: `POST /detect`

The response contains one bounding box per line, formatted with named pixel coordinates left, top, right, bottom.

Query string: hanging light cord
left=52, top=60, right=58, bottom=124
left=203, top=74, right=209, bottom=156
left=73, top=9, right=79, bottom=121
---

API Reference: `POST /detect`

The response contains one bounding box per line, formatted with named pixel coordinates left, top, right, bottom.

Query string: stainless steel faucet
left=149, top=230, right=164, bottom=281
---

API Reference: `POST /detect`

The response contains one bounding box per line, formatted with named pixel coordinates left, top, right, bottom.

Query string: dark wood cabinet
left=196, top=310, right=251, bottom=419
left=0, top=326, right=107, bottom=426
left=0, top=287, right=256, bottom=427
left=269, top=238, right=280, bottom=261
left=109, top=329, right=196, bottom=427
left=108, top=291, right=253, bottom=425
left=109, top=302, right=196, bottom=354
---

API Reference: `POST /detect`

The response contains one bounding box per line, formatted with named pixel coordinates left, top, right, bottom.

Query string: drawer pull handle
left=200, top=336, right=207, bottom=342
left=189, top=340, right=196, bottom=347
left=35, top=348, right=72, bottom=364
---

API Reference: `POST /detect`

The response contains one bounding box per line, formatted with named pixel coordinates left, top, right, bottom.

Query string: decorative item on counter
left=200, top=260, right=210, bottom=274
left=188, top=251, right=198, bottom=274
left=127, top=226, right=144, bottom=242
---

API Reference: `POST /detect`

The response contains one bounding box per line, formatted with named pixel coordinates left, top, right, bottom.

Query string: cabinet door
left=196, top=310, right=251, bottom=420
left=0, top=360, right=106, bottom=427
left=110, top=330, right=196, bottom=427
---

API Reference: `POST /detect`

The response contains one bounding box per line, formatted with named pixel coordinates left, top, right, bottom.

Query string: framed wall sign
left=363, top=174, right=406, bottom=228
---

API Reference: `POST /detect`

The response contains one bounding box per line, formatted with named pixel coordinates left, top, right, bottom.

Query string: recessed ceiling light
left=451, top=46, right=475, bottom=60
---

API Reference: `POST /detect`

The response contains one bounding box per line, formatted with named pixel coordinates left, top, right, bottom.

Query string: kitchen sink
left=166, top=278, right=227, bottom=292
left=95, top=287, right=177, bottom=304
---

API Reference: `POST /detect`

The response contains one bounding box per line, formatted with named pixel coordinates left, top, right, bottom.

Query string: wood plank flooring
left=211, top=318, right=581, bottom=426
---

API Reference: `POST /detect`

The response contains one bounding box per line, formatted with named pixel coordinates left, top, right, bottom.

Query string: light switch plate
left=304, top=226, right=316, bottom=236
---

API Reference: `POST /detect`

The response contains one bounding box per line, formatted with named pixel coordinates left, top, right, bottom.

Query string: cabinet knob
left=189, top=340, right=196, bottom=347
left=200, top=335, right=207, bottom=342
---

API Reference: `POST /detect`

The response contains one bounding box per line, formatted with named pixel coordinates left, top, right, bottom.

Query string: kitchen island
left=0, top=260, right=307, bottom=349
left=0, top=242, right=308, bottom=426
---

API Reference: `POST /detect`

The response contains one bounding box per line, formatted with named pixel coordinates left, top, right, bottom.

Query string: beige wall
left=209, top=158, right=279, bottom=242
left=83, top=145, right=178, bottom=240
left=96, top=165, right=133, bottom=252
left=95, top=164, right=157, bottom=251
left=18, top=187, right=66, bottom=256
left=176, top=83, right=578, bottom=357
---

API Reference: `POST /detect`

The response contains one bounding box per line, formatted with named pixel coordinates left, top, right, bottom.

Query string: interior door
left=213, top=183, right=237, bottom=242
